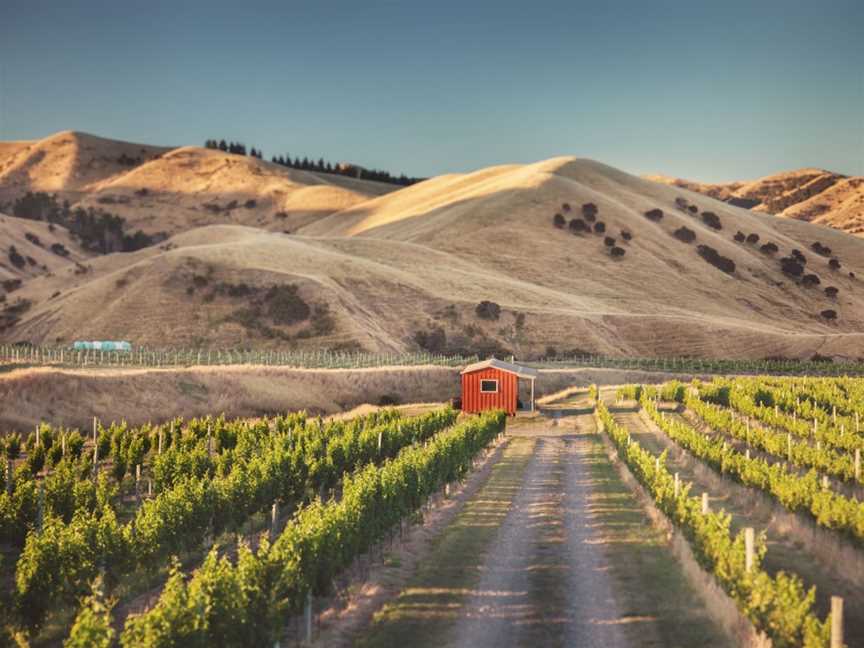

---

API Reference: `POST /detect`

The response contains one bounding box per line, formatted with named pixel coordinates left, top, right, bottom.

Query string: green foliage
left=64, top=575, right=115, bottom=648
left=120, top=411, right=505, bottom=646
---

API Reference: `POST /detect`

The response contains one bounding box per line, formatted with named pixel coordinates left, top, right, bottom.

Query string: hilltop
left=646, top=168, right=864, bottom=236
left=3, top=149, right=864, bottom=359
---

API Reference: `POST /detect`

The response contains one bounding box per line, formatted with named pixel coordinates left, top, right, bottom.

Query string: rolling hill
left=646, top=168, right=864, bottom=236
left=0, top=131, right=399, bottom=236
left=4, top=153, right=864, bottom=360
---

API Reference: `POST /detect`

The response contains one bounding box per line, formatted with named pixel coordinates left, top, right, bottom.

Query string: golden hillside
left=0, top=131, right=399, bottom=236
left=646, top=169, right=864, bottom=236
left=4, top=156, right=864, bottom=359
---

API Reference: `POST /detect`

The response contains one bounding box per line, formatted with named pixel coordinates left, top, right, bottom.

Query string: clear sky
left=1, top=0, right=862, bottom=182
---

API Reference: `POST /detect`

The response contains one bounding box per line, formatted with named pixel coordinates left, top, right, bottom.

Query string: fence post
left=830, top=596, right=844, bottom=648
left=744, top=527, right=755, bottom=572
left=701, top=492, right=709, bottom=514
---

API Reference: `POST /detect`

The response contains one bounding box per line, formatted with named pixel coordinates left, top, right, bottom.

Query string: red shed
left=460, top=358, right=538, bottom=415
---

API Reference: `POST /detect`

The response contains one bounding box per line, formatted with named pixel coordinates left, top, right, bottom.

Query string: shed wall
left=461, top=367, right=518, bottom=415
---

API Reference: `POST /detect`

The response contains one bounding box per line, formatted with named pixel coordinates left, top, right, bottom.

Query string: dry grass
left=0, top=364, right=461, bottom=432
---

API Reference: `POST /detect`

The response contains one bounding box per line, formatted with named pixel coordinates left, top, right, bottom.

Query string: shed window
left=480, top=379, right=498, bottom=393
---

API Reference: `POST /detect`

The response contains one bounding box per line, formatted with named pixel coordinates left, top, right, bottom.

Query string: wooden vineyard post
left=674, top=472, right=680, bottom=497
left=148, top=479, right=152, bottom=497
left=833, top=406, right=837, bottom=425
left=856, top=412, right=860, bottom=434
left=270, top=502, right=279, bottom=542
left=377, top=430, right=383, bottom=455
left=701, top=492, right=709, bottom=514
left=37, top=480, right=45, bottom=532
left=744, top=527, right=755, bottom=573
left=822, top=475, right=830, bottom=490
left=158, top=428, right=164, bottom=455
left=745, top=448, right=750, bottom=461
left=135, top=464, right=141, bottom=502
left=654, top=457, right=660, bottom=473
left=304, top=590, right=313, bottom=644
left=92, top=443, right=98, bottom=478
left=831, top=596, right=844, bottom=648
left=5, top=462, right=12, bottom=495
left=787, top=434, right=792, bottom=462
left=93, top=417, right=98, bottom=444
left=855, top=449, right=861, bottom=481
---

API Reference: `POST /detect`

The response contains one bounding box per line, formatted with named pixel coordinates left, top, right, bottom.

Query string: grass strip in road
left=359, top=436, right=535, bottom=648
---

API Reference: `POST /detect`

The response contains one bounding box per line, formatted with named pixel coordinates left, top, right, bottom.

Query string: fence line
left=1, top=344, right=863, bottom=376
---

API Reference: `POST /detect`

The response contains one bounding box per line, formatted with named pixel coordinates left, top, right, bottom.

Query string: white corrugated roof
left=460, top=357, right=538, bottom=378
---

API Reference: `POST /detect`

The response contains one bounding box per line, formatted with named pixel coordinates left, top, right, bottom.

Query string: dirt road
left=357, top=409, right=729, bottom=648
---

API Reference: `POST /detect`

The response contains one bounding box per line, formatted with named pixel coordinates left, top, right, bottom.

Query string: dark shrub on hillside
left=802, top=274, right=821, bottom=287
left=675, top=197, right=689, bottom=210
left=265, top=284, right=310, bottom=325
left=733, top=231, right=746, bottom=243
left=727, top=197, right=761, bottom=208
left=8, top=246, right=25, bottom=269
left=244, top=199, right=257, bottom=209
left=697, top=245, right=735, bottom=274
left=791, top=249, right=806, bottom=264
left=780, top=257, right=804, bottom=277
left=674, top=226, right=696, bottom=243
left=378, top=394, right=400, bottom=406
left=50, top=243, right=69, bottom=257
left=687, top=205, right=698, bottom=214
left=582, top=203, right=598, bottom=219
left=644, top=208, right=663, bottom=222
left=603, top=236, right=616, bottom=247
left=593, top=221, right=606, bottom=234
left=414, top=326, right=446, bottom=353
left=610, top=246, right=626, bottom=258
left=475, top=300, right=501, bottom=320
left=746, top=233, right=760, bottom=245
left=553, top=213, right=566, bottom=228
left=562, top=202, right=571, bottom=213
left=621, top=230, right=632, bottom=241
left=568, top=218, right=589, bottom=233
left=25, top=232, right=42, bottom=247
left=825, top=286, right=839, bottom=298
left=850, top=272, right=856, bottom=279
left=829, top=258, right=841, bottom=270
left=821, top=309, right=837, bottom=320
left=2, top=279, right=22, bottom=292
left=701, top=212, right=722, bottom=230
left=811, top=242, right=832, bottom=257
left=759, top=242, right=779, bottom=255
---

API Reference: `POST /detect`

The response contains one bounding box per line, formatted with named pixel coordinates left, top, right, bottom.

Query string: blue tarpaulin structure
left=73, top=341, right=132, bottom=351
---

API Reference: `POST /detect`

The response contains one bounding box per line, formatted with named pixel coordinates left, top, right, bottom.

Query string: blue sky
left=1, top=0, right=862, bottom=181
